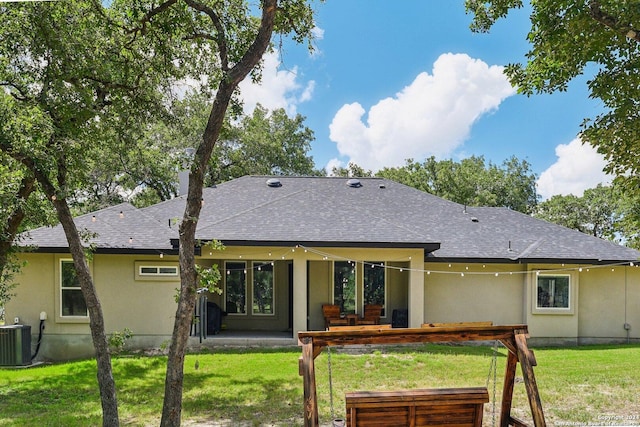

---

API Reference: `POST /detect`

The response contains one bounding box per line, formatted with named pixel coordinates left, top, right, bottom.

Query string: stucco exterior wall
left=6, top=253, right=180, bottom=360
left=424, top=263, right=525, bottom=326
left=308, top=260, right=331, bottom=331
left=524, top=265, right=579, bottom=343
left=6, top=246, right=639, bottom=361
left=578, top=266, right=640, bottom=342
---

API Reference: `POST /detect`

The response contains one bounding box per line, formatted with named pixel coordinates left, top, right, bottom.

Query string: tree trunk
left=160, top=2, right=278, bottom=425
left=160, top=80, right=236, bottom=427
left=50, top=193, right=120, bottom=427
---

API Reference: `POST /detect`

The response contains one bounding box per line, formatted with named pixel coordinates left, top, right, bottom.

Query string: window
left=536, top=275, right=570, bottom=309
left=61, top=260, right=88, bottom=317
left=134, top=262, right=180, bottom=281
left=334, top=261, right=356, bottom=314
left=252, top=261, right=274, bottom=315
left=139, top=265, right=179, bottom=276
left=225, top=262, right=246, bottom=314
left=364, top=261, right=385, bottom=314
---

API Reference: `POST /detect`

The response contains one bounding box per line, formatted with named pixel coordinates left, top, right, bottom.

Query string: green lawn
left=1, top=344, right=639, bottom=426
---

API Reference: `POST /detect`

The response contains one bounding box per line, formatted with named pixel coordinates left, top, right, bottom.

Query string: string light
left=184, top=243, right=637, bottom=277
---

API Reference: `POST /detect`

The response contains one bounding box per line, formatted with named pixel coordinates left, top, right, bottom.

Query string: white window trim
left=251, top=261, right=276, bottom=316
left=134, top=261, right=180, bottom=281
left=138, top=265, right=179, bottom=276
left=532, top=272, right=575, bottom=315
left=332, top=261, right=357, bottom=314
left=362, top=261, right=387, bottom=318
left=59, top=259, right=89, bottom=319
left=225, top=261, right=247, bottom=316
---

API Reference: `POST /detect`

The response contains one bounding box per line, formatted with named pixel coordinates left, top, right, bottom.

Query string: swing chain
left=485, top=340, right=499, bottom=427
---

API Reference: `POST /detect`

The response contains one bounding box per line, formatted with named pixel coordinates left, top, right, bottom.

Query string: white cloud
left=238, top=52, right=314, bottom=116
left=536, top=137, right=612, bottom=200
left=325, top=158, right=344, bottom=175
left=328, top=53, right=516, bottom=171
left=312, top=26, right=325, bottom=40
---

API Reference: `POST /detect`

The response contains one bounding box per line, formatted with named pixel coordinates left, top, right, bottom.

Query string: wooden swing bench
left=345, top=387, right=488, bottom=427
left=298, top=323, right=547, bottom=427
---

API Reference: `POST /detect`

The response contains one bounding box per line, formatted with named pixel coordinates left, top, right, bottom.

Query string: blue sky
left=236, top=1, right=611, bottom=199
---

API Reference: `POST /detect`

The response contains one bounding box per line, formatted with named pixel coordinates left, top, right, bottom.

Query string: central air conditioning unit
left=0, top=325, right=32, bottom=366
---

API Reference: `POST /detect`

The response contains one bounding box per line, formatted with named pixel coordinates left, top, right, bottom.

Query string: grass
left=1, top=344, right=639, bottom=426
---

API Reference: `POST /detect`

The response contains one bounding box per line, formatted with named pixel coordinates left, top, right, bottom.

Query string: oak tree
left=378, top=155, right=539, bottom=213
left=466, top=0, right=640, bottom=195
left=1, top=1, right=188, bottom=424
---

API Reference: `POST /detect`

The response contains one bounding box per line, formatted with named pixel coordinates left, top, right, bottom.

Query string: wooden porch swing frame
left=298, top=324, right=546, bottom=427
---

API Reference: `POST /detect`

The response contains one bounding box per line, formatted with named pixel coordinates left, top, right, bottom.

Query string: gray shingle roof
left=23, top=176, right=640, bottom=263
left=23, top=202, right=176, bottom=252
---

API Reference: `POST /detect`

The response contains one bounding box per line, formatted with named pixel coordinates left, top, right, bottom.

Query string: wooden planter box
left=345, top=387, right=489, bottom=427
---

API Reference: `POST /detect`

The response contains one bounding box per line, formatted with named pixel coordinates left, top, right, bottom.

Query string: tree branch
left=227, top=0, right=278, bottom=85
left=589, top=0, right=640, bottom=43
left=132, top=0, right=180, bottom=35
left=1, top=82, right=32, bottom=102
left=183, top=0, right=229, bottom=71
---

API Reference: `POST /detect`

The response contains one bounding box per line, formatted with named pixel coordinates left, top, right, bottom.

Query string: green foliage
left=125, top=95, right=322, bottom=208
left=0, top=345, right=639, bottom=425
left=209, top=104, right=322, bottom=184
left=465, top=0, right=640, bottom=195
left=378, top=155, right=539, bottom=214
left=330, top=162, right=374, bottom=178
left=535, top=183, right=640, bottom=249
left=537, top=184, right=620, bottom=240
left=108, top=328, right=134, bottom=354
left=195, top=264, right=223, bottom=295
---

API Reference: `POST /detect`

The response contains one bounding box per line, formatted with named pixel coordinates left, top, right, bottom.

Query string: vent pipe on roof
left=346, top=178, right=362, bottom=188
left=266, top=178, right=282, bottom=188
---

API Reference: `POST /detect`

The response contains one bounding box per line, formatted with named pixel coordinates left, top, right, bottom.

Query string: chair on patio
left=357, top=304, right=383, bottom=325
left=322, top=304, right=348, bottom=330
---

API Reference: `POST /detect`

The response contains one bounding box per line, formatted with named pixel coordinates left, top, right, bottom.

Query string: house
left=4, top=175, right=640, bottom=361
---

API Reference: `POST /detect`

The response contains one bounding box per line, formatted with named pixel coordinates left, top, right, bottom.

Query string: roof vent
left=346, top=178, right=362, bottom=188
left=266, top=178, right=282, bottom=188
left=379, top=183, right=386, bottom=189
left=471, top=217, right=479, bottom=223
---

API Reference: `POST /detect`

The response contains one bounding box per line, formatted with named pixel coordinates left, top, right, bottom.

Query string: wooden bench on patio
left=345, top=387, right=489, bottom=427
